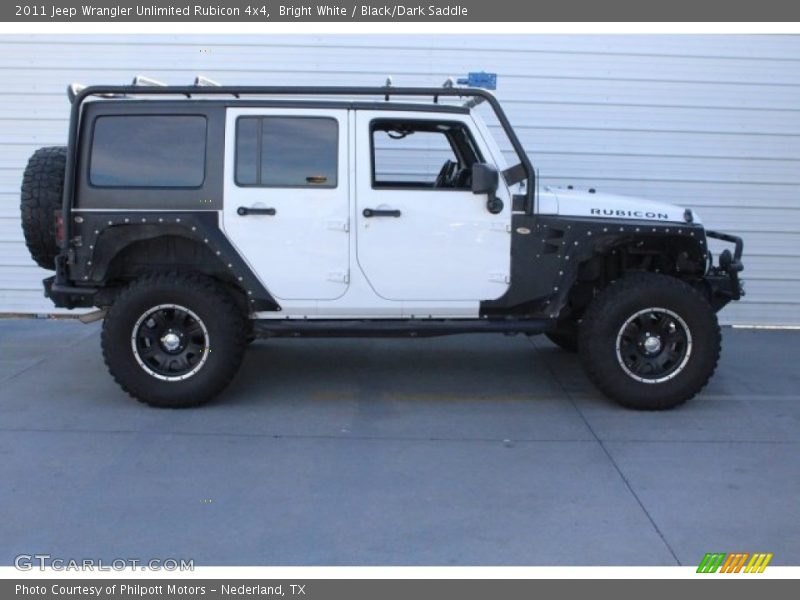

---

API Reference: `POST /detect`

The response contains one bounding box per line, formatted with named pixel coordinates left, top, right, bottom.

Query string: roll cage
left=60, top=83, right=535, bottom=275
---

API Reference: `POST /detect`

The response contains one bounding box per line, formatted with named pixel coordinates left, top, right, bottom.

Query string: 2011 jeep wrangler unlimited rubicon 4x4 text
left=20, top=75, right=744, bottom=410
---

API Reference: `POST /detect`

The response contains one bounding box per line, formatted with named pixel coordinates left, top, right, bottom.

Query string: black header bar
left=4, top=0, right=800, bottom=22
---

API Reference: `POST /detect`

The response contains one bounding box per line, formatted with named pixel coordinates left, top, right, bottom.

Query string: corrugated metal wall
left=1, top=34, right=798, bottom=324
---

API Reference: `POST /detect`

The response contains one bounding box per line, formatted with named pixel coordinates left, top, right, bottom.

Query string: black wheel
left=20, top=146, right=67, bottom=270
left=545, top=325, right=579, bottom=353
left=102, top=273, right=247, bottom=408
left=578, top=273, right=720, bottom=410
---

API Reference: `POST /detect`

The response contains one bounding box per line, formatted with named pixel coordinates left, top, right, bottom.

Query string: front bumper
left=704, top=230, right=745, bottom=311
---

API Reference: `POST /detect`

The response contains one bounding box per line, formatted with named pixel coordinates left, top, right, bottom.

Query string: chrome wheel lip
left=131, top=303, right=210, bottom=382
left=615, top=307, right=692, bottom=384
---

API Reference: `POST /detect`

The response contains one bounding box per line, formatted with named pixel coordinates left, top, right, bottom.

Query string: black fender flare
left=69, top=211, right=279, bottom=311
left=481, top=214, right=708, bottom=318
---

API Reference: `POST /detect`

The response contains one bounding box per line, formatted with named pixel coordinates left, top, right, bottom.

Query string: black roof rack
left=60, top=84, right=534, bottom=254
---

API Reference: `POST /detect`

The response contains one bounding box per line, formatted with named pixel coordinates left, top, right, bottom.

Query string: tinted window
left=371, top=120, right=481, bottom=190
left=235, top=117, right=338, bottom=187
left=373, top=129, right=457, bottom=185
left=235, top=118, right=259, bottom=185
left=90, top=115, right=207, bottom=187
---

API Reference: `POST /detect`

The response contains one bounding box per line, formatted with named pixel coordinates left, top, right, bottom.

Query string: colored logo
left=697, top=552, right=773, bottom=573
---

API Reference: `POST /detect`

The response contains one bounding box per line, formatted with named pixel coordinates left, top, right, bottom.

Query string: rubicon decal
left=696, top=552, right=773, bottom=573
left=590, top=208, right=670, bottom=220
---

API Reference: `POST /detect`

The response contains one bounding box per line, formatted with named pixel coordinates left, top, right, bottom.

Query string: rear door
left=355, top=111, right=512, bottom=301
left=222, top=108, right=350, bottom=300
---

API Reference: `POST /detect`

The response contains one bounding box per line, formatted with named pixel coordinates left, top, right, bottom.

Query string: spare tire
left=20, top=146, right=67, bottom=270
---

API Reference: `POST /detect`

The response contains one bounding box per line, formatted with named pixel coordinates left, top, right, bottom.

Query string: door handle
left=237, top=206, right=276, bottom=216
left=363, top=208, right=401, bottom=218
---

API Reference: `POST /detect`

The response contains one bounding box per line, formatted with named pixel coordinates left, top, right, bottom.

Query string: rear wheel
left=102, top=273, right=247, bottom=408
left=578, top=273, right=720, bottom=410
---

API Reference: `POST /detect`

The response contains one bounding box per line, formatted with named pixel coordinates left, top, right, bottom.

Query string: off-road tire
left=578, top=272, right=720, bottom=410
left=102, top=273, right=247, bottom=408
left=20, top=146, right=67, bottom=270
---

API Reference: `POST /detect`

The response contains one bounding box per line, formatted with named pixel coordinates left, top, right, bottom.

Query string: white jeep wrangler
left=20, top=74, right=744, bottom=409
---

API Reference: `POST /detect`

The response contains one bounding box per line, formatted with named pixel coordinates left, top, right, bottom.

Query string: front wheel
left=102, top=273, right=247, bottom=408
left=578, top=273, right=721, bottom=410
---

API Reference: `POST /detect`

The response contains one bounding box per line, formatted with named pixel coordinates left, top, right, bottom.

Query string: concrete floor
left=0, top=319, right=797, bottom=566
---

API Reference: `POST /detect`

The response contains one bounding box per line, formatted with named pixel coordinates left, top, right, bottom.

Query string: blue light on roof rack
left=456, top=72, right=497, bottom=90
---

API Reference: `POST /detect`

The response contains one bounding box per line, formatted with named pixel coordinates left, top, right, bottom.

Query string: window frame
left=369, top=118, right=484, bottom=191
left=233, top=115, right=339, bottom=189
left=87, top=113, right=208, bottom=190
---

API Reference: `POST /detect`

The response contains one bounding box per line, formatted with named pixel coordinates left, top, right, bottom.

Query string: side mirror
left=471, top=163, right=503, bottom=214
left=471, top=163, right=499, bottom=195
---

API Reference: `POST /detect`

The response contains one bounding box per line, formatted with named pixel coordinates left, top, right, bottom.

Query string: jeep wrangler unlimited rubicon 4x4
left=20, top=74, right=744, bottom=410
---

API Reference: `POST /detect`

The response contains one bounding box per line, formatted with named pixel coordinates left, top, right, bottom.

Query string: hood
left=540, top=186, right=700, bottom=225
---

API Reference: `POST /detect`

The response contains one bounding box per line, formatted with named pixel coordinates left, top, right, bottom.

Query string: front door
left=223, top=108, right=350, bottom=301
left=355, top=112, right=512, bottom=302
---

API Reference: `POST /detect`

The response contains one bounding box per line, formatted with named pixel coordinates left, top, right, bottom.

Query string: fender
left=480, top=214, right=708, bottom=319
left=68, top=211, right=279, bottom=311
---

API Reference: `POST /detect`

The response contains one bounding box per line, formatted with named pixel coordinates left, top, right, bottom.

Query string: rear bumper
left=43, top=276, right=99, bottom=309
left=43, top=253, right=101, bottom=309
left=704, top=230, right=745, bottom=311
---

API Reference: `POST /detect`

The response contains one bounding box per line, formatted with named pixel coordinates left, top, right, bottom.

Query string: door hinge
left=328, top=270, right=350, bottom=284
left=327, top=219, right=350, bottom=232
left=490, top=222, right=512, bottom=233
left=489, top=272, right=510, bottom=284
